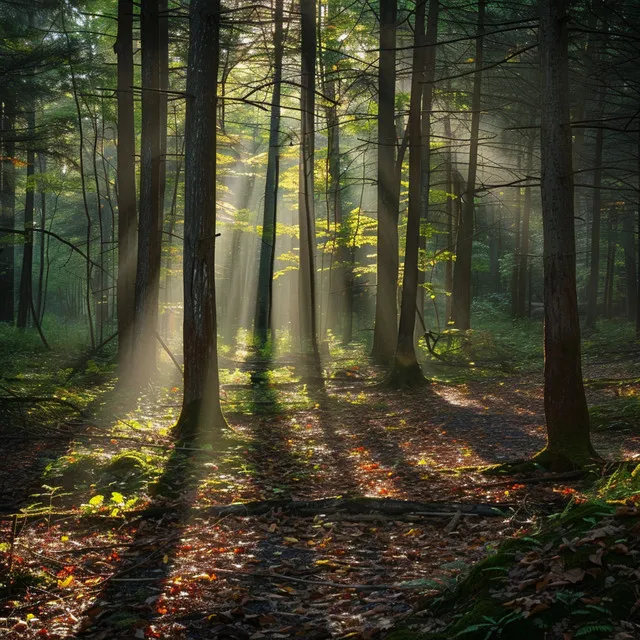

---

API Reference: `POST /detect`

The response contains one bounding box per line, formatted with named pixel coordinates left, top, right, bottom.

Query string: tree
left=371, top=0, right=398, bottom=366
left=177, top=0, right=226, bottom=438
left=133, top=0, right=168, bottom=383
left=0, top=98, right=15, bottom=323
left=255, top=0, right=283, bottom=349
left=298, top=0, right=322, bottom=379
left=115, top=0, right=138, bottom=373
left=451, top=0, right=485, bottom=331
left=536, top=0, right=599, bottom=469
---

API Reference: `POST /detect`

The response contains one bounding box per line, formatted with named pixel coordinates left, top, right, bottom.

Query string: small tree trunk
left=134, top=0, right=166, bottom=382
left=537, top=0, right=599, bottom=470
left=371, top=0, right=399, bottom=366
left=255, top=0, right=283, bottom=349
left=621, top=209, right=636, bottom=321
left=0, top=98, right=16, bottom=323
left=391, top=0, right=428, bottom=386
left=586, top=125, right=603, bottom=329
left=115, top=0, right=138, bottom=375
left=17, top=107, right=36, bottom=329
left=178, top=0, right=226, bottom=438
left=451, top=0, right=485, bottom=331
left=298, top=0, right=322, bottom=380
left=516, top=132, right=535, bottom=317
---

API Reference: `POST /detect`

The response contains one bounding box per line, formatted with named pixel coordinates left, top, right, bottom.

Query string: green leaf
left=88, top=494, right=104, bottom=507
left=111, top=491, right=124, bottom=504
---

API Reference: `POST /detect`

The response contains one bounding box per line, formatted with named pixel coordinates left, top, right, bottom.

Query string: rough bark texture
left=371, top=0, right=398, bottom=366
left=451, top=0, right=484, bottom=331
left=134, top=0, right=166, bottom=382
left=416, top=0, right=440, bottom=331
left=17, top=107, right=35, bottom=329
left=178, top=0, right=225, bottom=438
left=516, top=133, right=535, bottom=317
left=255, top=0, right=283, bottom=348
left=390, top=0, right=427, bottom=387
left=115, top=0, right=137, bottom=372
left=537, top=0, right=599, bottom=470
left=0, top=99, right=15, bottom=323
left=298, top=0, right=322, bottom=379
left=586, top=124, right=603, bottom=329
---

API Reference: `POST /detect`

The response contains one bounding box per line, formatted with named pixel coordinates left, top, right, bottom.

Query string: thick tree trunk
left=298, top=0, right=322, bottom=379
left=371, top=0, right=398, bottom=366
left=586, top=125, right=603, bottom=329
left=390, top=0, right=428, bottom=386
left=0, top=99, right=16, bottom=323
left=255, top=0, right=283, bottom=349
left=451, top=0, right=484, bottom=331
left=134, top=0, right=166, bottom=382
left=537, top=0, right=599, bottom=470
left=115, top=0, right=138, bottom=376
left=177, top=0, right=226, bottom=438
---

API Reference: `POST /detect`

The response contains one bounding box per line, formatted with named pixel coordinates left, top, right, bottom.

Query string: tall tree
left=255, top=0, right=283, bottom=349
left=371, top=0, right=398, bottom=366
left=537, top=0, right=599, bottom=469
left=451, top=0, right=485, bottom=330
left=177, top=0, right=225, bottom=437
left=0, top=98, right=15, bottom=323
left=298, top=0, right=322, bottom=378
left=133, top=0, right=167, bottom=382
left=391, top=0, right=427, bottom=386
left=115, top=0, right=138, bottom=372
left=17, top=106, right=36, bottom=328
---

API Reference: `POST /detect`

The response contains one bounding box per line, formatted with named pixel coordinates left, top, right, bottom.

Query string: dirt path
left=1, top=363, right=638, bottom=639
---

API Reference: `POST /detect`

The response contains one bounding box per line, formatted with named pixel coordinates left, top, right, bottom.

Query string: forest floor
left=1, top=324, right=639, bottom=639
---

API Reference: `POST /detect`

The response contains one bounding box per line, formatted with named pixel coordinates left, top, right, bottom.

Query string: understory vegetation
left=1, top=313, right=639, bottom=639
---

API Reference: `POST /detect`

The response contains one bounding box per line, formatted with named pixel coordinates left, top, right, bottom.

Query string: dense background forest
left=2, top=0, right=640, bottom=638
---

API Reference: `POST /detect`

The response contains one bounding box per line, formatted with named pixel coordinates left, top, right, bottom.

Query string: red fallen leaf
left=145, top=626, right=162, bottom=638
left=233, top=547, right=246, bottom=554
left=37, top=630, right=50, bottom=638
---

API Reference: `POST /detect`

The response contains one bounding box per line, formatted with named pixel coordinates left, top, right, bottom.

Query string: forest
left=1, top=0, right=640, bottom=637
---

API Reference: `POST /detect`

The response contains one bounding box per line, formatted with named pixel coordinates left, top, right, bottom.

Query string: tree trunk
left=134, top=0, right=167, bottom=383
left=451, top=0, right=485, bottom=331
left=390, top=0, right=428, bottom=386
left=603, top=209, right=617, bottom=318
left=255, top=0, right=283, bottom=349
left=537, top=0, right=599, bottom=470
left=416, top=0, right=439, bottom=334
left=322, top=0, right=351, bottom=345
left=115, top=0, right=138, bottom=376
left=36, top=154, right=46, bottom=322
left=0, top=98, right=15, bottom=323
left=621, top=209, right=636, bottom=321
left=177, top=0, right=226, bottom=438
left=586, top=124, right=603, bottom=329
left=17, top=107, right=36, bottom=329
left=298, top=0, right=322, bottom=380
left=516, top=132, right=535, bottom=317
left=371, top=0, right=398, bottom=366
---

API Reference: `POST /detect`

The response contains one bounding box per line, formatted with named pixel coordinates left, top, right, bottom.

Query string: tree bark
left=622, top=209, right=637, bottom=322
left=17, top=107, right=36, bottom=329
left=298, top=0, right=322, bottom=380
left=0, top=98, right=15, bottom=323
left=390, top=0, right=427, bottom=386
left=177, top=0, right=226, bottom=438
left=115, top=0, right=138, bottom=376
left=537, top=0, right=599, bottom=470
left=451, top=0, right=484, bottom=331
left=516, top=132, right=535, bottom=317
left=134, top=0, right=167, bottom=383
left=371, top=0, right=398, bottom=366
left=586, top=124, right=603, bottom=329
left=255, top=0, right=283, bottom=349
